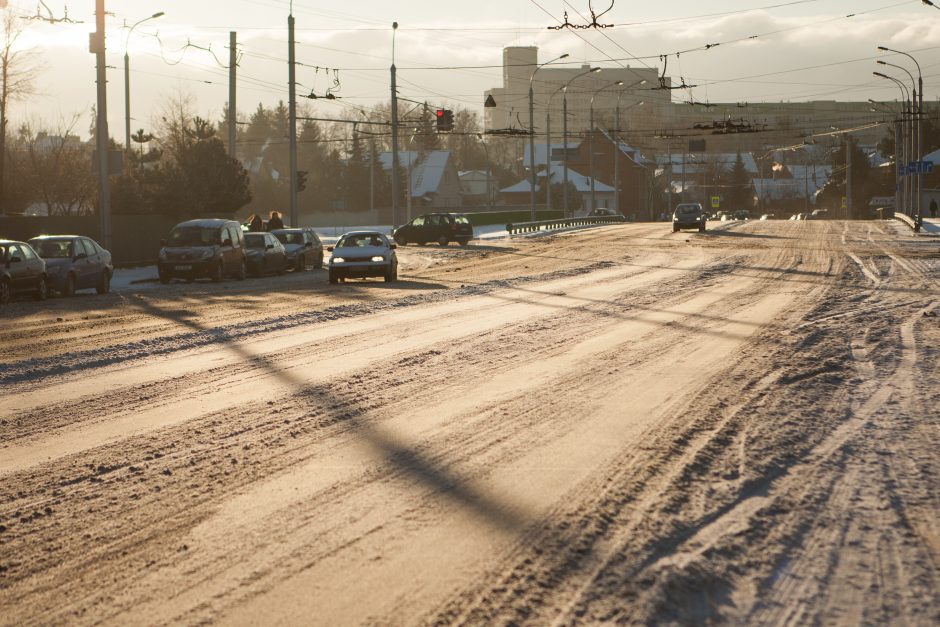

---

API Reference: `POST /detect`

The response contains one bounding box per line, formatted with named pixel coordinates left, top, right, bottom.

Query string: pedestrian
left=267, top=210, right=285, bottom=231
left=247, top=213, right=264, bottom=232
left=930, top=198, right=938, bottom=219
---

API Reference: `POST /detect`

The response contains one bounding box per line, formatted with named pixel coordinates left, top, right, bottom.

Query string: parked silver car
left=327, top=231, right=398, bottom=284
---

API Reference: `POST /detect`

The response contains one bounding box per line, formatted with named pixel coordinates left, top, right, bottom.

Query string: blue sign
left=903, top=160, right=934, bottom=175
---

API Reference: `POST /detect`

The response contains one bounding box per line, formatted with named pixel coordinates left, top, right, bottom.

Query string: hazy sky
left=9, top=0, right=940, bottom=140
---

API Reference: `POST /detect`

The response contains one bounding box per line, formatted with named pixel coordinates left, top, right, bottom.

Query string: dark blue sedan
left=28, top=235, right=114, bottom=296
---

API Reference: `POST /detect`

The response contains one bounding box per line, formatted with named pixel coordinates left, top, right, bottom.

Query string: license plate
left=174, top=265, right=192, bottom=271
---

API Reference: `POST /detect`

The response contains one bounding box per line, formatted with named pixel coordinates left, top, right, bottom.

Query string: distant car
left=328, top=231, right=398, bottom=284
left=244, top=232, right=288, bottom=276
left=271, top=227, right=323, bottom=271
left=733, top=209, right=751, bottom=221
left=28, top=235, right=113, bottom=296
left=158, top=219, right=247, bottom=284
left=586, top=208, right=626, bottom=221
left=673, top=203, right=706, bottom=233
left=0, top=240, right=48, bottom=305
left=393, top=213, right=473, bottom=246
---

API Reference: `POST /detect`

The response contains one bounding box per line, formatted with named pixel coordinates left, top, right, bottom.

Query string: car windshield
left=337, top=234, right=384, bottom=248
left=676, top=205, right=700, bottom=215
left=168, top=227, right=220, bottom=246
left=33, top=240, right=72, bottom=258
left=274, top=231, right=303, bottom=245
left=244, top=234, right=266, bottom=249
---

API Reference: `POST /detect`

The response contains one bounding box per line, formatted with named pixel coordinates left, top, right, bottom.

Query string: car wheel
left=0, top=279, right=10, bottom=305
left=159, top=272, right=171, bottom=285
left=211, top=262, right=224, bottom=283
left=698, top=225, right=706, bottom=233
left=437, top=236, right=449, bottom=247
left=672, top=226, right=679, bottom=233
left=34, top=275, right=48, bottom=301
left=235, top=260, right=247, bottom=281
left=63, top=273, right=76, bottom=297
left=315, top=254, right=323, bottom=269
left=328, top=269, right=338, bottom=284
left=457, top=238, right=470, bottom=246
left=295, top=255, right=305, bottom=272
left=96, top=270, right=111, bottom=295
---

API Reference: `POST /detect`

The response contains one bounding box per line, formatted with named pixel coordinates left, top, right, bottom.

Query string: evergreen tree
left=724, top=153, right=753, bottom=209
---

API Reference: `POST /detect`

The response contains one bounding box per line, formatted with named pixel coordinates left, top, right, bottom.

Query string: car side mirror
left=390, top=243, right=397, bottom=250
left=326, top=246, right=333, bottom=252
left=222, top=238, right=233, bottom=247
left=265, top=244, right=274, bottom=250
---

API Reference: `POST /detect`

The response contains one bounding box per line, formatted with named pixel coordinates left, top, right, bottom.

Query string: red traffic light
left=436, top=109, right=444, bottom=118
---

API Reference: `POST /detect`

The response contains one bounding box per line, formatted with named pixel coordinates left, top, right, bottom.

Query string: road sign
left=710, top=196, right=720, bottom=209
left=903, top=160, right=934, bottom=175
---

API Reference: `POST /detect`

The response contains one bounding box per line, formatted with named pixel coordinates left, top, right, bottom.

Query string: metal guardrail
left=506, top=215, right=626, bottom=235
left=894, top=212, right=922, bottom=233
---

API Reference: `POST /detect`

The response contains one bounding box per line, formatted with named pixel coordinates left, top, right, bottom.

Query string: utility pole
left=390, top=22, right=400, bottom=228
left=93, top=0, right=111, bottom=249
left=846, top=138, right=853, bottom=219
left=228, top=31, right=236, bottom=159
left=287, top=14, right=298, bottom=227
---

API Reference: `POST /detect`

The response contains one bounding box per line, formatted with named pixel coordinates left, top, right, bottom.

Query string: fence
left=506, top=215, right=626, bottom=235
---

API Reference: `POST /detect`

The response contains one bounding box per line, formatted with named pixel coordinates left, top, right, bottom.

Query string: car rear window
left=32, top=240, right=72, bottom=258
left=245, top=234, right=266, bottom=249
left=274, top=231, right=304, bottom=245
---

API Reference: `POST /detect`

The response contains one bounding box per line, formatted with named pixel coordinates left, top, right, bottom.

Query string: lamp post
left=878, top=46, right=924, bottom=224
left=528, top=52, right=569, bottom=220
left=874, top=71, right=911, bottom=218
left=124, top=11, right=164, bottom=153
left=589, top=80, right=623, bottom=212
left=560, top=67, right=601, bottom=217
left=614, top=96, right=643, bottom=216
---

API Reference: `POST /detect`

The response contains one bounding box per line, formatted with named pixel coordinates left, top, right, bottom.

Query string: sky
left=7, top=0, right=940, bottom=141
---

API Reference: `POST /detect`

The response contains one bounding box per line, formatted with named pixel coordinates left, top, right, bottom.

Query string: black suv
left=672, top=203, right=706, bottom=233
left=158, top=219, right=247, bottom=283
left=393, top=213, right=473, bottom=246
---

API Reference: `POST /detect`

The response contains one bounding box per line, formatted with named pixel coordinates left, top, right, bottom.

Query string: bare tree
left=0, top=8, right=39, bottom=214
left=21, top=118, right=96, bottom=216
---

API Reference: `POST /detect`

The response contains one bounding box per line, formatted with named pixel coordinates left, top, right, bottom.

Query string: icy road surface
left=1, top=220, right=939, bottom=625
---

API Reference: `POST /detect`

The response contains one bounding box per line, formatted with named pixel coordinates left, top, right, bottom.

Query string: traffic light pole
left=288, top=14, right=298, bottom=228
left=390, top=24, right=400, bottom=229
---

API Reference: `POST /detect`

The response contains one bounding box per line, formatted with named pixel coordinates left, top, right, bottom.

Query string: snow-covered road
left=1, top=220, right=939, bottom=625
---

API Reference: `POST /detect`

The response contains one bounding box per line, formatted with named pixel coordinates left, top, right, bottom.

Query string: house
left=378, top=150, right=463, bottom=209
left=500, top=165, right=615, bottom=212
left=458, top=170, right=498, bottom=205
left=523, top=131, right=654, bottom=216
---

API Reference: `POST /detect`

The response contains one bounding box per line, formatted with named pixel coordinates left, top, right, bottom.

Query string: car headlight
left=371, top=256, right=385, bottom=262
left=332, top=257, right=345, bottom=264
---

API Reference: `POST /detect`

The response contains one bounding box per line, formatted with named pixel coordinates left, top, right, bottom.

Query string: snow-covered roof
left=378, top=151, right=453, bottom=197
left=501, top=166, right=614, bottom=194
left=656, top=153, right=759, bottom=175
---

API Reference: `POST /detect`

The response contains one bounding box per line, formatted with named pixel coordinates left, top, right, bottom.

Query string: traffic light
left=296, top=170, right=308, bottom=192
left=436, top=108, right=454, bottom=132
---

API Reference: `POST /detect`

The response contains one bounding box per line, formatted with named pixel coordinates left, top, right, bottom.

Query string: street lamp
left=589, top=80, right=623, bottom=212
left=528, top=52, right=569, bottom=220
left=124, top=11, right=164, bottom=153
left=613, top=93, right=644, bottom=216
left=560, top=67, right=601, bottom=216
left=874, top=71, right=912, bottom=218
left=878, top=46, right=924, bottom=225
